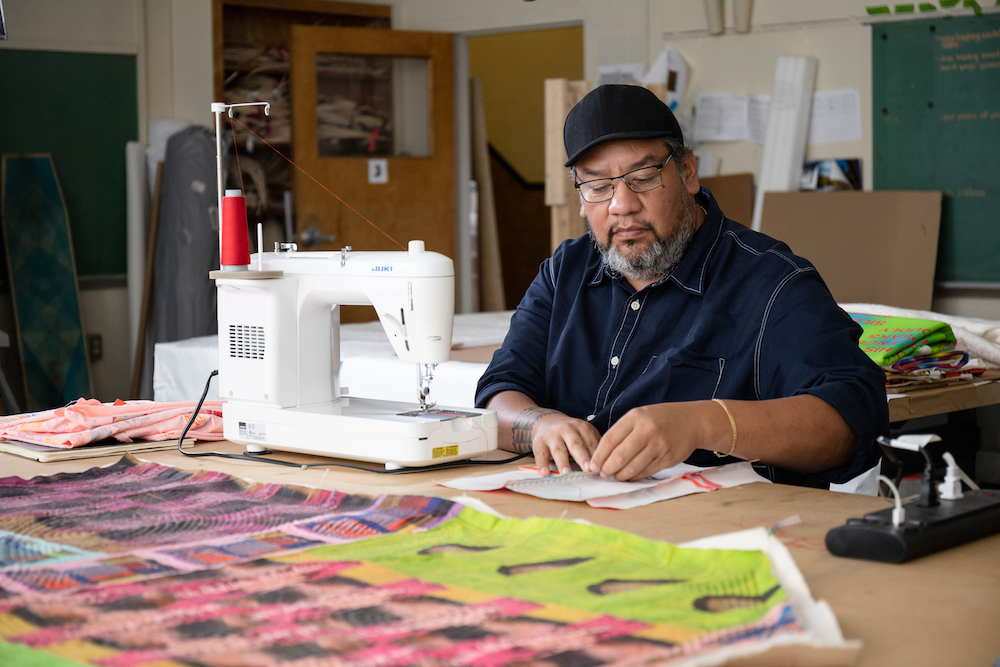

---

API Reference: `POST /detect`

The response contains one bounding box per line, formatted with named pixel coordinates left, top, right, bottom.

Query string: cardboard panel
left=701, top=173, right=754, bottom=228
left=759, top=191, right=942, bottom=311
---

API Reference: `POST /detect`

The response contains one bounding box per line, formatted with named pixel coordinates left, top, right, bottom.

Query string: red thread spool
left=221, top=189, right=250, bottom=269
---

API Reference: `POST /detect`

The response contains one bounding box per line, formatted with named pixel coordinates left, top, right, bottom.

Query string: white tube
left=125, top=141, right=147, bottom=373
left=212, top=102, right=226, bottom=268
left=752, top=56, right=817, bottom=231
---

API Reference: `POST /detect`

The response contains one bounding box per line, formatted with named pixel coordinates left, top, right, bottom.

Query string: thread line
left=231, top=115, right=404, bottom=250
left=228, top=117, right=246, bottom=193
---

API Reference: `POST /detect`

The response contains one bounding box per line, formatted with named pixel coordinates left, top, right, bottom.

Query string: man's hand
left=513, top=407, right=600, bottom=476
left=491, top=391, right=856, bottom=483
left=587, top=403, right=708, bottom=482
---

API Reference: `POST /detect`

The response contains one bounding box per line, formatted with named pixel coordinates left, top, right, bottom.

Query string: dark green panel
left=872, top=15, right=1000, bottom=283
left=0, top=50, right=138, bottom=276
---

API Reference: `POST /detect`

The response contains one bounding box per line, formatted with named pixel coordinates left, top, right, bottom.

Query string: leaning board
left=872, top=14, right=1000, bottom=284
left=1, top=155, right=92, bottom=410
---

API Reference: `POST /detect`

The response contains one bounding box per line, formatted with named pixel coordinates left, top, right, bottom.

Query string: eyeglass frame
left=574, top=154, right=674, bottom=203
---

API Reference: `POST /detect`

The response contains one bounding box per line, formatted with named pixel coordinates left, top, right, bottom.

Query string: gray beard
left=588, top=195, right=699, bottom=282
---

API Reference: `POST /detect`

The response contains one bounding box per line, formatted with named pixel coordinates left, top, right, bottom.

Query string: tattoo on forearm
left=511, top=407, right=561, bottom=453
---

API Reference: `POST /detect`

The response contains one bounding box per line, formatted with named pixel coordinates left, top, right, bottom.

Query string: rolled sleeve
left=759, top=272, right=889, bottom=484
left=475, top=257, right=557, bottom=409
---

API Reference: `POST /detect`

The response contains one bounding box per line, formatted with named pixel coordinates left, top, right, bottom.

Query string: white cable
left=879, top=474, right=905, bottom=527
left=942, top=451, right=980, bottom=491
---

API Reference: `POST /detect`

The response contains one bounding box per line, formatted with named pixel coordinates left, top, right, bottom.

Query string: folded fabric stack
left=0, top=398, right=225, bottom=449
left=849, top=313, right=982, bottom=388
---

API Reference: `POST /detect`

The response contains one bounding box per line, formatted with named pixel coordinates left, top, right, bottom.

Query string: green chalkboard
left=872, top=14, right=1000, bottom=284
left=0, top=50, right=138, bottom=276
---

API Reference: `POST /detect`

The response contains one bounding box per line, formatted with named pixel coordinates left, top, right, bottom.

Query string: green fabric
left=307, top=506, right=784, bottom=632
left=850, top=312, right=956, bottom=366
left=0, top=640, right=88, bottom=667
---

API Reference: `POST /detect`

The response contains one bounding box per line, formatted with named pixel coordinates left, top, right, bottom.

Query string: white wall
left=0, top=0, right=141, bottom=54
left=650, top=2, right=873, bottom=188
left=144, top=0, right=214, bottom=128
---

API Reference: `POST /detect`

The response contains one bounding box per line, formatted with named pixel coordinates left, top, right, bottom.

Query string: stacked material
left=0, top=398, right=224, bottom=449
left=223, top=46, right=291, bottom=145
left=849, top=313, right=981, bottom=388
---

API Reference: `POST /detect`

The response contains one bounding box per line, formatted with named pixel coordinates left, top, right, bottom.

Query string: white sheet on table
left=440, top=461, right=768, bottom=509
left=153, top=311, right=513, bottom=404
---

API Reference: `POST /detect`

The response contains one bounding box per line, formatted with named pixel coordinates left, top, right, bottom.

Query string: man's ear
left=682, top=149, right=701, bottom=196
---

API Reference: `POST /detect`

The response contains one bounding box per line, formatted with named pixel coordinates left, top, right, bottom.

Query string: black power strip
left=826, top=489, right=1000, bottom=563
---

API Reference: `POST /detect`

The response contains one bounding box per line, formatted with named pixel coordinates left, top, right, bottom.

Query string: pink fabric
left=0, top=399, right=225, bottom=449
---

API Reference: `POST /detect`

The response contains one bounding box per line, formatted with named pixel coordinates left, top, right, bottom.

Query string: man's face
left=575, top=139, right=703, bottom=283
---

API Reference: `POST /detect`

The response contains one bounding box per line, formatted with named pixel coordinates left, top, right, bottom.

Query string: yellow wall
left=469, top=26, right=583, bottom=184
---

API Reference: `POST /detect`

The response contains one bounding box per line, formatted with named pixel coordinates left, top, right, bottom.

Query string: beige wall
left=79, top=288, right=133, bottom=401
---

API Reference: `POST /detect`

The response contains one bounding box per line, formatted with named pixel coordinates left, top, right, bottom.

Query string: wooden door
left=290, top=25, right=454, bottom=258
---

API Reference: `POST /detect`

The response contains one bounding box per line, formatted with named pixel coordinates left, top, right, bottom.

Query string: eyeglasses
left=575, top=155, right=673, bottom=203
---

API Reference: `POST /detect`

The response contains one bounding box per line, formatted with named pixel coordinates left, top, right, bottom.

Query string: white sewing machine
left=212, top=240, right=497, bottom=467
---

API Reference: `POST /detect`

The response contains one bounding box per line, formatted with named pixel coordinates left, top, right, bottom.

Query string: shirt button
left=586, top=415, right=595, bottom=421
left=630, top=300, right=640, bottom=311
left=610, top=356, right=620, bottom=367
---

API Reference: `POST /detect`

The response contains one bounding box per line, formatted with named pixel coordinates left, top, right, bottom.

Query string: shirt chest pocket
left=635, top=348, right=725, bottom=403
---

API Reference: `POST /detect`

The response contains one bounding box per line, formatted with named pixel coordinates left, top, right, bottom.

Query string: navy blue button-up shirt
left=475, top=188, right=889, bottom=487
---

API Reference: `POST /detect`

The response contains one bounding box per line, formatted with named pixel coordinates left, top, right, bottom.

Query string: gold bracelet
left=712, top=398, right=737, bottom=458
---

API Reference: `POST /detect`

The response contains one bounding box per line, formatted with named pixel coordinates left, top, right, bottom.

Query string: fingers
left=549, top=442, right=573, bottom=475
left=533, top=420, right=601, bottom=476
left=593, top=429, right=654, bottom=481
left=589, top=405, right=695, bottom=481
left=532, top=439, right=553, bottom=477
left=588, top=417, right=627, bottom=474
left=566, top=425, right=600, bottom=471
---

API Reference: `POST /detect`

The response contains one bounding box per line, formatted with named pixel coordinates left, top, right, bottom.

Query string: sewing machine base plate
left=223, top=397, right=497, bottom=467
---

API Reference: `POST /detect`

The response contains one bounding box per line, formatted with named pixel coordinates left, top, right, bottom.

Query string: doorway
left=467, top=26, right=583, bottom=309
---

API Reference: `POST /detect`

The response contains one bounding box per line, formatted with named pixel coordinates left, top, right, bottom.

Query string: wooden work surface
left=2, top=442, right=998, bottom=667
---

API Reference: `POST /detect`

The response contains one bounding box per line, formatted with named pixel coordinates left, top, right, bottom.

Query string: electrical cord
left=878, top=474, right=906, bottom=527
left=176, top=370, right=530, bottom=474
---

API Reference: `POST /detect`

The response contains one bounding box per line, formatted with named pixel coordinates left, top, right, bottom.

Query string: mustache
left=604, top=220, right=658, bottom=246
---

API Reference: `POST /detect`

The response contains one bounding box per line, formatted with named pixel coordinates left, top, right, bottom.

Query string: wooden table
left=2, top=442, right=998, bottom=667
left=888, top=379, right=1000, bottom=422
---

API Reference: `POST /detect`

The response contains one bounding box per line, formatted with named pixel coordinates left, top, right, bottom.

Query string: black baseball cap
left=563, top=84, right=684, bottom=167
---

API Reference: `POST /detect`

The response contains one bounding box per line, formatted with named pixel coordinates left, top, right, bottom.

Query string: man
left=475, top=84, right=889, bottom=489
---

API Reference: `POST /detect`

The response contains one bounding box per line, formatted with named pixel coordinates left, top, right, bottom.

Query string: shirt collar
left=665, top=187, right=724, bottom=295
left=586, top=187, right=725, bottom=294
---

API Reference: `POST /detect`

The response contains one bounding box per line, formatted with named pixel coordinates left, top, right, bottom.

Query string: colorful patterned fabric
left=0, top=456, right=800, bottom=666
left=0, top=398, right=225, bottom=448
left=888, top=349, right=968, bottom=374
left=849, top=312, right=957, bottom=366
